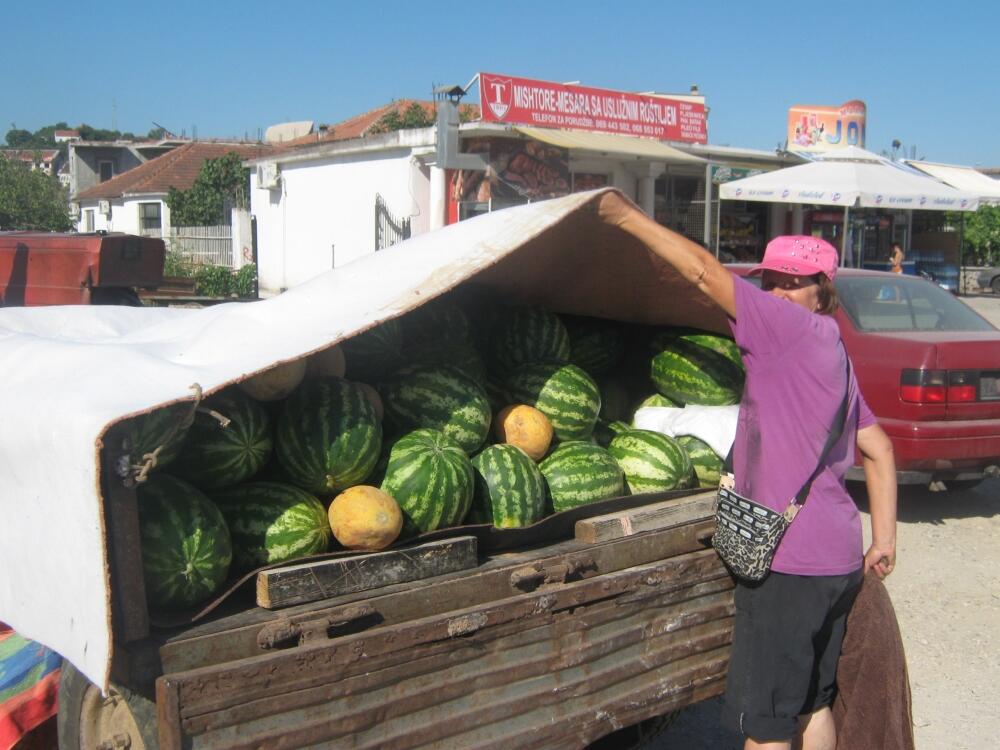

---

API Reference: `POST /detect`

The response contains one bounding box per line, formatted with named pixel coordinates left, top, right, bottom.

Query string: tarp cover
left=0, top=188, right=726, bottom=692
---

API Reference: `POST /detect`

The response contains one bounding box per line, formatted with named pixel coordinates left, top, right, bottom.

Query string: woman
left=890, top=242, right=905, bottom=274
left=597, top=193, right=897, bottom=750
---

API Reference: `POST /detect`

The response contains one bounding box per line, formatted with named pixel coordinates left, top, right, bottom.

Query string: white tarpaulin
left=0, top=188, right=727, bottom=692
left=903, top=160, right=1000, bottom=205
left=719, top=145, right=979, bottom=211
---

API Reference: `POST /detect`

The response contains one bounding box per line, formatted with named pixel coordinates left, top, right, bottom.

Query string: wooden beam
left=256, top=537, right=478, bottom=610
left=574, top=491, right=717, bottom=544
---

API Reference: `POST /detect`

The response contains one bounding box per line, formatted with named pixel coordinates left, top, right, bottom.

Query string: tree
left=0, top=156, right=72, bottom=230
left=5, top=127, right=33, bottom=148
left=167, top=152, right=249, bottom=227
left=963, top=205, right=1000, bottom=265
left=369, top=102, right=435, bottom=134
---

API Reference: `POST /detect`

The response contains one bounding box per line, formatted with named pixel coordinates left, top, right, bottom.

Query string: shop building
left=247, top=73, right=796, bottom=296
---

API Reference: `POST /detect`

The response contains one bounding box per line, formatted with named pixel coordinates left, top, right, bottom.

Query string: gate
left=375, top=193, right=411, bottom=251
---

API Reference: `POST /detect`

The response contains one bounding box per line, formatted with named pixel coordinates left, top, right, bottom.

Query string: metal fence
left=154, top=225, right=234, bottom=267
left=375, top=193, right=411, bottom=251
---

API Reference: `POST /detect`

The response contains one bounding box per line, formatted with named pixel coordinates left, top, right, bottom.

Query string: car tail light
left=900, top=369, right=946, bottom=403
left=948, top=370, right=978, bottom=402
left=901, top=369, right=980, bottom=403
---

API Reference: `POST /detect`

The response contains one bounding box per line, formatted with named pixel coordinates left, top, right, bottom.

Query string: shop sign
left=711, top=165, right=765, bottom=184
left=478, top=72, right=707, bottom=143
left=786, top=101, right=866, bottom=153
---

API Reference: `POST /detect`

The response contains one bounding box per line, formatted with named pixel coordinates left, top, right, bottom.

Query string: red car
left=729, top=264, right=1000, bottom=489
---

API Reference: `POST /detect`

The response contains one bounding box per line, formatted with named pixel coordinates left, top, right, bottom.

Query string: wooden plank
left=574, top=490, right=717, bottom=543
left=256, top=537, right=478, bottom=609
left=101, top=428, right=151, bottom=644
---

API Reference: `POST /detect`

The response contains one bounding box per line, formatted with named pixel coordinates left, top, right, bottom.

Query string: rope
left=130, top=383, right=204, bottom=486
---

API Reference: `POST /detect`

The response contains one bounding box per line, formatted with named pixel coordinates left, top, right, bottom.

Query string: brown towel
left=833, top=573, right=915, bottom=750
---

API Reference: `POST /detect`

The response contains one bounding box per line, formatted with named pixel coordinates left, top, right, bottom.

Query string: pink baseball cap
left=749, top=235, right=839, bottom=281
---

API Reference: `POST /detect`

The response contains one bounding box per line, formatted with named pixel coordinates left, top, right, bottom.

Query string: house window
left=84, top=209, right=95, bottom=232
left=98, top=160, right=114, bottom=182
left=139, top=202, right=162, bottom=233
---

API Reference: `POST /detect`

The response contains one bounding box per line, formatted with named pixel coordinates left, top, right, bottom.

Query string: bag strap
left=724, top=348, right=852, bottom=510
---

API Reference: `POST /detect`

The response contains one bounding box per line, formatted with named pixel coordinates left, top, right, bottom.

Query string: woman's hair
left=815, top=275, right=839, bottom=315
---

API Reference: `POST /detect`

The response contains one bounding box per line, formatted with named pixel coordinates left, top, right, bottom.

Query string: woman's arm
left=598, top=191, right=736, bottom=317
left=856, top=423, right=897, bottom=578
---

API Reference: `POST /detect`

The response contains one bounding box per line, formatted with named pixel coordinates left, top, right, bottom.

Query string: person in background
left=890, top=242, right=905, bottom=274
left=597, top=191, right=897, bottom=750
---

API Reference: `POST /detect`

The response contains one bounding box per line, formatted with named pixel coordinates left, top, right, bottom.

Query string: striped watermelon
left=489, top=306, right=570, bottom=374
left=275, top=377, right=382, bottom=495
left=677, top=435, right=724, bottom=488
left=126, top=404, right=194, bottom=471
left=636, top=393, right=681, bottom=410
left=608, top=429, right=694, bottom=494
left=380, top=428, right=474, bottom=533
left=592, top=419, right=632, bottom=448
left=211, top=481, right=330, bottom=573
left=408, top=341, right=488, bottom=387
left=651, top=330, right=744, bottom=406
left=173, top=389, right=273, bottom=490
left=380, top=365, right=491, bottom=454
left=504, top=362, right=601, bottom=441
left=342, top=319, right=405, bottom=381
left=469, top=444, right=546, bottom=528
left=564, top=315, right=625, bottom=378
left=539, top=441, right=625, bottom=512
left=136, top=474, right=232, bottom=610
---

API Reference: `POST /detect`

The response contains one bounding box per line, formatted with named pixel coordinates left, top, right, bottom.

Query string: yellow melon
left=306, top=345, right=346, bottom=378
left=328, top=485, right=403, bottom=551
left=494, top=404, right=553, bottom=461
left=237, top=359, right=307, bottom=401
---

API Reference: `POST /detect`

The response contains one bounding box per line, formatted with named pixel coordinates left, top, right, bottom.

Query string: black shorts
left=723, top=568, right=863, bottom=742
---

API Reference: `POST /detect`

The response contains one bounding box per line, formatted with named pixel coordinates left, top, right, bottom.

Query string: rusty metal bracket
left=257, top=605, right=375, bottom=650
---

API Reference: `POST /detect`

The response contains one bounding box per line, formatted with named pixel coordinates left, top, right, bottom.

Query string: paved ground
left=652, top=292, right=1000, bottom=749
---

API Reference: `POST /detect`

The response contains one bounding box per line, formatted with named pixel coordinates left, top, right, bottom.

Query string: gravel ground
left=653, top=293, right=1000, bottom=749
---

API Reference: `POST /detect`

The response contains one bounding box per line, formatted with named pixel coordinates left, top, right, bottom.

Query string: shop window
left=139, top=202, right=162, bottom=233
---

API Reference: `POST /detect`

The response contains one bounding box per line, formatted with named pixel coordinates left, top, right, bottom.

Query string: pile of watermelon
left=125, top=294, right=741, bottom=611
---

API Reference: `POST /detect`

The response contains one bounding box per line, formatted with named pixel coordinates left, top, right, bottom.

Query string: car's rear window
left=835, top=276, right=994, bottom=332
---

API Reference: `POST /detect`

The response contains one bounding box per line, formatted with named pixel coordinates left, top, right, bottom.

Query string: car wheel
left=57, top=660, right=159, bottom=750
left=992, top=277, right=1000, bottom=295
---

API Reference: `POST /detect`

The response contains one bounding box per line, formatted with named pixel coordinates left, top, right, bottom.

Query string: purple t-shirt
left=728, top=277, right=875, bottom=576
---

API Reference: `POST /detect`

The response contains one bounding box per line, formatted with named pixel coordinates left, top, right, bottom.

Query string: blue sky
left=6, top=1, right=998, bottom=166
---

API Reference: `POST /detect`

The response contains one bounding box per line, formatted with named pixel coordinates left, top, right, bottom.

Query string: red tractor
left=0, top=231, right=165, bottom=306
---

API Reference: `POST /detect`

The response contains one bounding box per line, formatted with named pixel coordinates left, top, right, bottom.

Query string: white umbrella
left=719, top=146, right=979, bottom=211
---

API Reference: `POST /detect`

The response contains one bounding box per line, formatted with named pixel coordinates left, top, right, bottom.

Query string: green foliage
left=194, top=265, right=234, bottom=297
left=369, top=102, right=435, bottom=134
left=233, top=263, right=257, bottom=297
left=5, top=128, right=34, bottom=147
left=964, top=206, right=1000, bottom=265
left=0, top=156, right=71, bottom=230
left=167, top=152, right=249, bottom=227
left=163, top=250, right=196, bottom=278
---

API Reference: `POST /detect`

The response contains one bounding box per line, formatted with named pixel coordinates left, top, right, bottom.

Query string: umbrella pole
left=842, top=206, right=849, bottom=267
left=960, top=213, right=966, bottom=295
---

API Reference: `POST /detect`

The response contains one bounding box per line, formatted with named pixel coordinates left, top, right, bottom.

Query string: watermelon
left=564, top=315, right=625, bottom=377
left=381, top=428, right=474, bottom=533
left=379, top=365, right=491, bottom=454
left=136, top=474, right=232, bottom=610
left=275, top=377, right=382, bottom=495
left=125, top=404, right=194, bottom=471
left=608, top=429, right=694, bottom=494
left=342, top=319, right=405, bottom=381
left=592, top=419, right=632, bottom=448
left=173, top=389, right=273, bottom=490
left=504, top=362, right=601, bottom=441
left=211, top=481, right=330, bottom=573
left=677, top=435, right=725, bottom=488
left=651, top=330, right=745, bottom=406
left=489, top=306, right=570, bottom=375
left=401, top=298, right=473, bottom=353
left=408, top=340, right=487, bottom=387
left=635, top=393, right=681, bottom=410
left=469, top=444, right=546, bottom=528
left=539, top=441, right=625, bottom=512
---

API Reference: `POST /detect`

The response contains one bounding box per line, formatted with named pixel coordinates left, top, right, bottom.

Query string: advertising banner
left=479, top=72, right=707, bottom=143
left=787, top=101, right=866, bottom=152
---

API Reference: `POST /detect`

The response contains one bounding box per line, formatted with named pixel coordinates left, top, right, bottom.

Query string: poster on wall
left=572, top=173, right=609, bottom=192
left=786, top=101, right=866, bottom=152
left=450, top=138, right=570, bottom=208
left=479, top=72, right=708, bottom=143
